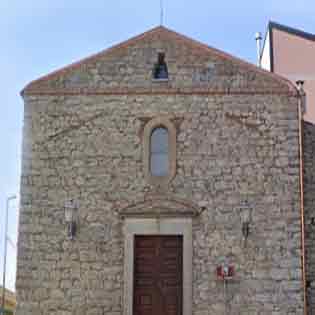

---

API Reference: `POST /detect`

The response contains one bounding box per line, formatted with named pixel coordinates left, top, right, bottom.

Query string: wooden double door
left=133, top=235, right=183, bottom=315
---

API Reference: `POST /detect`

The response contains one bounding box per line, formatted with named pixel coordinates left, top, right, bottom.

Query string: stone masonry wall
left=304, top=121, right=315, bottom=315
left=17, top=93, right=304, bottom=315
left=17, top=28, right=304, bottom=315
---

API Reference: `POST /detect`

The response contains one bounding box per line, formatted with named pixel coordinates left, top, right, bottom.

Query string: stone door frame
left=123, top=218, right=192, bottom=315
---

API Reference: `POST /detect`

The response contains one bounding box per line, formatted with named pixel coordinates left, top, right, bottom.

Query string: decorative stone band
left=21, top=86, right=298, bottom=97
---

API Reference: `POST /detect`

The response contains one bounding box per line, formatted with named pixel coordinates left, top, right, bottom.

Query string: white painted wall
left=261, top=30, right=271, bottom=71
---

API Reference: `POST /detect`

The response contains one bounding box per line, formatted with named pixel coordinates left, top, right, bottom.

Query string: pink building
left=261, top=21, right=315, bottom=123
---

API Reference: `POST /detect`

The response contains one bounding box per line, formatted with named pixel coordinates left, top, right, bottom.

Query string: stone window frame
left=123, top=218, right=192, bottom=315
left=143, top=117, right=177, bottom=186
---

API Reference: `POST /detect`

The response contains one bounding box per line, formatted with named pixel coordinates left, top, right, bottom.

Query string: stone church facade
left=17, top=26, right=315, bottom=314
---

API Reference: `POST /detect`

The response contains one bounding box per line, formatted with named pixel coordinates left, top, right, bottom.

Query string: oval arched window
left=150, top=127, right=169, bottom=176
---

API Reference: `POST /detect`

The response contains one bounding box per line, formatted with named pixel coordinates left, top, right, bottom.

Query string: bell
left=156, top=64, right=168, bottom=79
left=153, top=53, right=168, bottom=79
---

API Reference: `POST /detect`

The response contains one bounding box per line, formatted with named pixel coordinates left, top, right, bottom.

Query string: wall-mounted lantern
left=240, top=200, right=252, bottom=243
left=65, top=200, right=78, bottom=239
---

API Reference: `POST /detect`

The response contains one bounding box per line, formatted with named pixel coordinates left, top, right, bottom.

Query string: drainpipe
left=296, top=80, right=307, bottom=315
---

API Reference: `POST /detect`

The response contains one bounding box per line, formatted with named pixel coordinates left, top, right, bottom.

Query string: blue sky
left=1, top=0, right=315, bottom=292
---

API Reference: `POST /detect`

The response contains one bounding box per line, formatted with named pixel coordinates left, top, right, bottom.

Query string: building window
left=150, top=127, right=169, bottom=176
left=153, top=53, right=168, bottom=80
left=143, top=117, right=177, bottom=185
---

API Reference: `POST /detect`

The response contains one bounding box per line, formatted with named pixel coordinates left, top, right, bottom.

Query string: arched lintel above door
left=118, top=194, right=201, bottom=218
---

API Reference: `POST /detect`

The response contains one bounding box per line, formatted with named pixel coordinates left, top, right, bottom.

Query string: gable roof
left=22, top=25, right=296, bottom=96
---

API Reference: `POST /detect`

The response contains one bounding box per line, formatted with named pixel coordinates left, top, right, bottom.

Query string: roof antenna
left=160, top=0, right=164, bottom=26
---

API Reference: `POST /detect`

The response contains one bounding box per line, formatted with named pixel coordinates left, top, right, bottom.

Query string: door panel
left=133, top=235, right=183, bottom=315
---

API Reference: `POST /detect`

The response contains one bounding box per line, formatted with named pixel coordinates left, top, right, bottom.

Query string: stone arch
left=118, top=194, right=201, bottom=218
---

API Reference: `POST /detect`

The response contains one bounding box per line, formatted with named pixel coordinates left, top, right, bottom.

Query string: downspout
left=296, top=80, right=307, bottom=315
